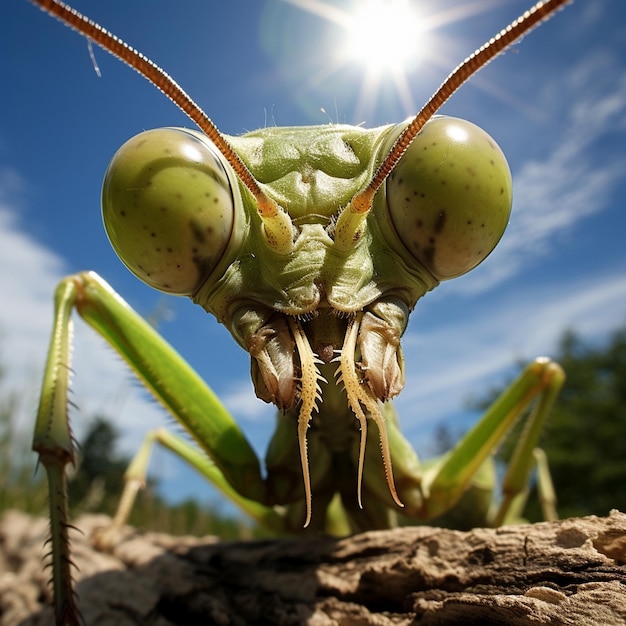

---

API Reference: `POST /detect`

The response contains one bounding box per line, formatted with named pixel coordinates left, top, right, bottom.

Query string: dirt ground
left=1, top=510, right=625, bottom=625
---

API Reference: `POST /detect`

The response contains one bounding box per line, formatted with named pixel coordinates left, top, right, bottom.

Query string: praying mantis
left=23, top=0, right=575, bottom=624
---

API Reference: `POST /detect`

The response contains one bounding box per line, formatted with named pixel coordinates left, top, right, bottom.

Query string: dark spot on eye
left=193, top=255, right=213, bottom=282
left=440, top=180, right=446, bottom=185
left=163, top=283, right=170, bottom=289
left=405, top=197, right=410, bottom=203
left=415, top=219, right=423, bottom=228
left=466, top=166, right=476, bottom=177
left=167, top=247, right=173, bottom=253
left=213, top=198, right=219, bottom=204
left=120, top=210, right=126, bottom=217
left=428, top=237, right=435, bottom=245
left=500, top=187, right=505, bottom=195
left=467, top=220, right=473, bottom=225
left=490, top=159, right=495, bottom=165
left=434, top=211, right=447, bottom=233
left=150, top=232, right=156, bottom=238
left=189, top=220, right=206, bottom=244
left=155, top=247, right=161, bottom=252
left=175, top=192, right=183, bottom=200
left=206, top=226, right=214, bottom=235
left=398, top=177, right=404, bottom=185
left=413, top=191, right=418, bottom=196
left=481, top=223, right=485, bottom=228
left=423, top=246, right=435, bottom=266
left=160, top=206, right=167, bottom=213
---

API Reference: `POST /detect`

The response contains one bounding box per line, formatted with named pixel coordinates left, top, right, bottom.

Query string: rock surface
left=1, top=510, right=625, bottom=625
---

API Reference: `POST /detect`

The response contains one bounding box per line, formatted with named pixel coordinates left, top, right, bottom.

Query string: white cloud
left=221, top=378, right=275, bottom=424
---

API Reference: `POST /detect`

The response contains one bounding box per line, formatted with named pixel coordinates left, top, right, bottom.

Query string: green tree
left=68, top=416, right=128, bottom=514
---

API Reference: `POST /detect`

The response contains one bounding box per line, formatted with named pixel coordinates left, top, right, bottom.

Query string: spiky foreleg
left=33, top=278, right=81, bottom=626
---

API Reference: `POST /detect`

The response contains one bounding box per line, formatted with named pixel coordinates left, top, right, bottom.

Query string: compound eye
left=386, top=116, right=512, bottom=281
left=102, top=128, right=235, bottom=295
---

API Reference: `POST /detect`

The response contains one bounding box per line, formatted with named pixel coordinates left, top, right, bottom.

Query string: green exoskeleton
left=31, top=0, right=569, bottom=623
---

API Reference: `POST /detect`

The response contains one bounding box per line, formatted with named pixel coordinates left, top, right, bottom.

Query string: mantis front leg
left=33, top=271, right=273, bottom=624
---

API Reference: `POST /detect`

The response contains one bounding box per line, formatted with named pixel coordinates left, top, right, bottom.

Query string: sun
left=279, top=0, right=432, bottom=119
left=343, top=0, right=423, bottom=74
left=278, top=0, right=504, bottom=121
left=339, top=0, right=431, bottom=120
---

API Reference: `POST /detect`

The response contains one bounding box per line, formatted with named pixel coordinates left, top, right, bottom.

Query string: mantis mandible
left=28, top=0, right=570, bottom=624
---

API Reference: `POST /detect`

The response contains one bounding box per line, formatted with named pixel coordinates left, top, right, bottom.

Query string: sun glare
left=279, top=0, right=507, bottom=121
left=344, top=0, right=422, bottom=73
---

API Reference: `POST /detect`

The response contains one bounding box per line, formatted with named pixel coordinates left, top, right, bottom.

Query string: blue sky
left=1, top=0, right=625, bottom=515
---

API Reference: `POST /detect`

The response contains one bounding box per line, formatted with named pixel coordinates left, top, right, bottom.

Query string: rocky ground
left=0, top=510, right=625, bottom=625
